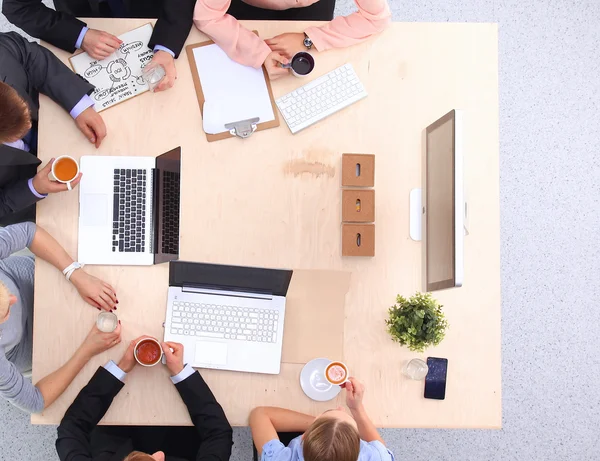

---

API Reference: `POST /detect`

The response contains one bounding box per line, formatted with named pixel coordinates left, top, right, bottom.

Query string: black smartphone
left=424, top=357, right=448, bottom=400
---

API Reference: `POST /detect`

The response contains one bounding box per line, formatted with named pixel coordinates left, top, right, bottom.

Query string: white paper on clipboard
left=192, top=44, right=275, bottom=135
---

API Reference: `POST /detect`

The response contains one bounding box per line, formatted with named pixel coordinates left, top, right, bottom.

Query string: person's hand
left=69, top=270, right=117, bottom=312
left=75, top=107, right=106, bottom=148
left=343, top=377, right=365, bottom=411
left=81, top=29, right=122, bottom=60
left=161, top=341, right=184, bottom=376
left=79, top=322, right=122, bottom=360
left=148, top=51, right=177, bottom=92
left=31, top=158, right=82, bottom=195
left=117, top=336, right=148, bottom=373
left=264, top=51, right=289, bottom=80
left=265, top=33, right=306, bottom=59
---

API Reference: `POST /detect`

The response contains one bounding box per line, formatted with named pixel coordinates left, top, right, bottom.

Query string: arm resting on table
left=56, top=367, right=125, bottom=461
left=305, top=0, right=391, bottom=52
left=193, top=0, right=271, bottom=68
left=1, top=0, right=85, bottom=52
left=174, top=368, right=233, bottom=461
left=249, top=406, right=316, bottom=455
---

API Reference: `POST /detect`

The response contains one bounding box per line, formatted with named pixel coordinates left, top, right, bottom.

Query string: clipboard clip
left=225, top=117, right=260, bottom=139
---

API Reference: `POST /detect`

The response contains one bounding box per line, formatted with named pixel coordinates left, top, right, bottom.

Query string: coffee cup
left=282, top=52, right=315, bottom=77
left=134, top=337, right=163, bottom=367
left=325, top=360, right=349, bottom=385
left=51, top=155, right=79, bottom=190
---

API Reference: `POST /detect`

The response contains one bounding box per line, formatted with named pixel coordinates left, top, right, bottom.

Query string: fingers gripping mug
left=281, top=52, right=315, bottom=77
left=51, top=155, right=79, bottom=190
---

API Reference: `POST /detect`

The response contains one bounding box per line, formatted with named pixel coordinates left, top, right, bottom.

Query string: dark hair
left=0, top=82, right=31, bottom=143
left=303, top=417, right=361, bottom=461
left=122, top=452, right=155, bottom=461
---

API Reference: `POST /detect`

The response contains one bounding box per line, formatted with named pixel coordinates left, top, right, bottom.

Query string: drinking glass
left=403, top=358, right=429, bottom=380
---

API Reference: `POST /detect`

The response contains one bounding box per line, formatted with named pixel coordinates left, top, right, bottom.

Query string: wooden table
left=33, top=19, right=501, bottom=428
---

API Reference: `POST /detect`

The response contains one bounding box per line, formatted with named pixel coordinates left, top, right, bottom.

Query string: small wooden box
left=342, top=189, right=375, bottom=223
left=342, top=224, right=375, bottom=257
left=342, top=154, right=375, bottom=187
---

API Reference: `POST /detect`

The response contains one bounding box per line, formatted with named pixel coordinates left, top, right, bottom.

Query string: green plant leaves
left=385, top=292, right=448, bottom=352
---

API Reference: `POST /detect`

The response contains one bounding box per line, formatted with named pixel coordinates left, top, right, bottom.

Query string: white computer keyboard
left=276, top=63, right=368, bottom=134
left=169, top=301, right=279, bottom=343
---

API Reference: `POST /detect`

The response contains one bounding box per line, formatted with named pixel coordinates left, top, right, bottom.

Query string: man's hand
left=79, top=323, right=122, bottom=360
left=161, top=341, right=185, bottom=376
left=32, top=159, right=82, bottom=195
left=75, top=107, right=106, bottom=148
left=69, top=269, right=117, bottom=311
left=265, top=33, right=306, bottom=59
left=264, top=51, right=289, bottom=80
left=81, top=29, right=122, bottom=60
left=149, top=51, right=176, bottom=92
left=117, top=336, right=147, bottom=373
left=343, top=377, right=365, bottom=411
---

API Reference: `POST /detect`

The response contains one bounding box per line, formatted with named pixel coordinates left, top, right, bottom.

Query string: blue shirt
left=261, top=436, right=395, bottom=461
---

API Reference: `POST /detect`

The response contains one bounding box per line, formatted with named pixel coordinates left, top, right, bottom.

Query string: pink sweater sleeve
left=305, top=0, right=392, bottom=52
left=193, top=0, right=272, bottom=68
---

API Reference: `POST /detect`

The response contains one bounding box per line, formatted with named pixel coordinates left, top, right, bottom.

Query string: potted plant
left=385, top=292, right=448, bottom=352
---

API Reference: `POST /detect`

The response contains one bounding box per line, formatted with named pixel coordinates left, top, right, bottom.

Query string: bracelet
left=62, top=262, right=85, bottom=282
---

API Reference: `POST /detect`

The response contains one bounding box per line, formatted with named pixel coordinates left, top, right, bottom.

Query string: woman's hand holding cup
left=79, top=322, right=122, bottom=360
left=343, top=377, right=365, bottom=411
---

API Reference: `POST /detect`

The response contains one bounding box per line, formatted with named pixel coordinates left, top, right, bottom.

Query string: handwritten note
left=70, top=24, right=154, bottom=112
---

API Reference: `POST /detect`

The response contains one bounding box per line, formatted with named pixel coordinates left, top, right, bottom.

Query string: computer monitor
left=425, top=110, right=464, bottom=291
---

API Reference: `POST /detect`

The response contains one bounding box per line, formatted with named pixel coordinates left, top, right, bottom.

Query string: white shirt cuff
left=104, top=360, right=127, bottom=382
left=170, top=364, right=195, bottom=384
left=70, top=94, right=95, bottom=119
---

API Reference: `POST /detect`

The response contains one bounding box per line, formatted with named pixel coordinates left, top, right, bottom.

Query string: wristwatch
left=303, top=33, right=313, bottom=50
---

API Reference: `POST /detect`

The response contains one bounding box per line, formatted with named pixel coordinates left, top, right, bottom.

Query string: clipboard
left=186, top=37, right=280, bottom=142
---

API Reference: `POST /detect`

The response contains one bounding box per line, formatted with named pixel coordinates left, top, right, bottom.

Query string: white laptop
left=164, top=261, right=293, bottom=375
left=78, top=147, right=181, bottom=265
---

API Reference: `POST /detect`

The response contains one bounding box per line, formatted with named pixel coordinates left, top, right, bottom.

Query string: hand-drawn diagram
left=70, top=24, right=154, bottom=112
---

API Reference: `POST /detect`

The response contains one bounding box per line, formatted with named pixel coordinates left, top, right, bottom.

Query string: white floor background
left=1, top=0, right=600, bottom=460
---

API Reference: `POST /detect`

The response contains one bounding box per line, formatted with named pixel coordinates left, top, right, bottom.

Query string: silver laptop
left=164, top=261, right=293, bottom=374
left=78, top=147, right=181, bottom=265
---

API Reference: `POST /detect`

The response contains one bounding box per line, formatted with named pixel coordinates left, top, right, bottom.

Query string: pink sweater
left=193, top=0, right=392, bottom=68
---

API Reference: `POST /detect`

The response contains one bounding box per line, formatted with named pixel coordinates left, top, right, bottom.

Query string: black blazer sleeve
left=148, top=0, right=195, bottom=58
left=2, top=0, right=86, bottom=53
left=0, top=32, right=94, bottom=114
left=175, top=371, right=233, bottom=461
left=0, top=177, right=42, bottom=220
left=56, top=367, right=125, bottom=461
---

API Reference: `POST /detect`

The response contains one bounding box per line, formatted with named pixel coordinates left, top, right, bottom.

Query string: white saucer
left=300, top=358, right=342, bottom=402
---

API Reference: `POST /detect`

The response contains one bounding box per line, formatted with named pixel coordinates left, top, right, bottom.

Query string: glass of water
left=142, top=64, right=166, bottom=91
left=403, top=358, right=429, bottom=380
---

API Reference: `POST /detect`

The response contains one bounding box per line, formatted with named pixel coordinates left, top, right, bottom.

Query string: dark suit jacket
left=56, top=367, right=233, bottom=461
left=0, top=32, right=94, bottom=225
left=2, top=0, right=195, bottom=58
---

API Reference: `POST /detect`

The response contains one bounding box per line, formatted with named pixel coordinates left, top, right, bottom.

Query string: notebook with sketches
left=186, top=39, right=279, bottom=142
left=69, top=23, right=154, bottom=112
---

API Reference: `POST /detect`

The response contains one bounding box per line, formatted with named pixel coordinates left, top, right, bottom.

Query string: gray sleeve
left=0, top=353, right=44, bottom=413
left=0, top=222, right=36, bottom=260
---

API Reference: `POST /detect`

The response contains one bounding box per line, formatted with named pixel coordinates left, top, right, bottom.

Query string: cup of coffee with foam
left=325, top=361, right=349, bottom=385
left=51, top=155, right=79, bottom=190
left=282, top=52, right=315, bottom=77
left=134, top=337, right=163, bottom=367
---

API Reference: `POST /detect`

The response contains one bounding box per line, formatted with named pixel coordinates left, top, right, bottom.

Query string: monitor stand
left=409, top=188, right=470, bottom=241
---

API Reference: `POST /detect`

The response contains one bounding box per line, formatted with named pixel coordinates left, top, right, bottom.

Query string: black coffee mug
left=282, top=52, right=315, bottom=77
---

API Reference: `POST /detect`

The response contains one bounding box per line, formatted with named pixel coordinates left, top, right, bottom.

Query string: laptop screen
left=169, top=261, right=293, bottom=297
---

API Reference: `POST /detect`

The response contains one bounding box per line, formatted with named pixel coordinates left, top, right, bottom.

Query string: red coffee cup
left=134, top=337, right=163, bottom=367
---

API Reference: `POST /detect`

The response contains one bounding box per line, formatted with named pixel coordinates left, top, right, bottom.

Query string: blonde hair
left=303, top=417, right=360, bottom=461
left=122, top=452, right=155, bottom=461
left=0, top=282, right=10, bottom=320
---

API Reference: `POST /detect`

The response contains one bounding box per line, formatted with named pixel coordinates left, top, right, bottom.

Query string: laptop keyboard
left=170, top=301, right=279, bottom=343
left=161, top=170, right=180, bottom=254
left=112, top=169, right=147, bottom=253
